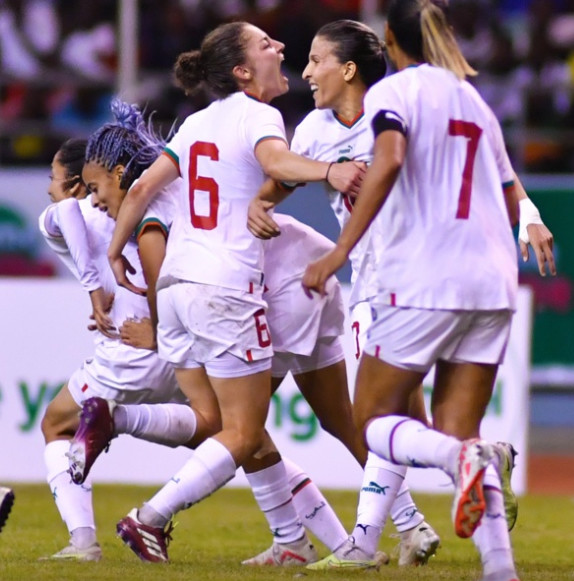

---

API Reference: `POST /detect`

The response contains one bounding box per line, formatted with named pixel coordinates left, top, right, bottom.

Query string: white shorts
left=266, top=275, right=344, bottom=356
left=349, top=300, right=373, bottom=361
left=271, top=336, right=345, bottom=378
left=67, top=360, right=185, bottom=407
left=157, top=281, right=273, bottom=371
left=364, top=305, right=513, bottom=373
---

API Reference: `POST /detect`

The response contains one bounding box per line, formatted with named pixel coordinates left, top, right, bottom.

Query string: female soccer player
left=39, top=138, right=197, bottom=562
left=103, top=22, right=364, bottom=564
left=249, top=19, right=440, bottom=567
left=303, top=2, right=522, bottom=580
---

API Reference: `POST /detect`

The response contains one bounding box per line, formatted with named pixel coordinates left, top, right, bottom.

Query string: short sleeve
left=486, top=107, right=514, bottom=186
left=244, top=103, right=287, bottom=152
left=364, top=79, right=408, bottom=140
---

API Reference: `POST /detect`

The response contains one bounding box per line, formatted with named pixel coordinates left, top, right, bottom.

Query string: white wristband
left=518, top=198, right=543, bottom=244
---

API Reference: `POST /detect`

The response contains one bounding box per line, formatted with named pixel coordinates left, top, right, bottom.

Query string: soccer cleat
left=242, top=535, right=318, bottom=566
left=117, top=508, right=173, bottom=563
left=67, top=397, right=116, bottom=485
left=494, top=442, right=518, bottom=532
left=0, top=487, right=14, bottom=533
left=396, top=520, right=440, bottom=566
left=306, top=537, right=389, bottom=570
left=39, top=543, right=102, bottom=562
left=452, top=438, right=494, bottom=539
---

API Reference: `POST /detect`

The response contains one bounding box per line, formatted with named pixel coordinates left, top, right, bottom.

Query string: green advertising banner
left=522, top=184, right=574, bottom=386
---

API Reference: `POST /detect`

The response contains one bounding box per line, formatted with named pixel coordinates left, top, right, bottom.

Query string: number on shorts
left=189, top=141, right=219, bottom=230
left=254, top=308, right=271, bottom=347
left=448, top=120, right=482, bottom=220
left=351, top=320, right=361, bottom=360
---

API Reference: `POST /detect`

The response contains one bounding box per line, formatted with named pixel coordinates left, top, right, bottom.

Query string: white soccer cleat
left=397, top=520, right=440, bottom=566
left=39, top=542, right=102, bottom=562
left=494, top=441, right=519, bottom=531
left=452, top=438, right=494, bottom=539
left=242, top=535, right=318, bottom=566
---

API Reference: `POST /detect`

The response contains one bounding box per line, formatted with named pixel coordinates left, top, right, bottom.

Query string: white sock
left=142, top=438, right=236, bottom=524
left=44, top=440, right=96, bottom=544
left=390, top=480, right=425, bottom=533
left=472, top=465, right=516, bottom=577
left=283, top=457, right=347, bottom=551
left=351, top=451, right=405, bottom=557
left=365, top=416, right=461, bottom=478
left=114, top=403, right=197, bottom=447
left=245, top=460, right=304, bottom=544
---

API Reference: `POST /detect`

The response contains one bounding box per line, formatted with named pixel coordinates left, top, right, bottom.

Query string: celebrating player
left=302, top=2, right=522, bottom=580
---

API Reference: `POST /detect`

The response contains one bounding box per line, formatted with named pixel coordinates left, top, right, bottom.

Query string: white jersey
left=264, top=213, right=345, bottom=354
left=159, top=91, right=287, bottom=292
left=290, top=108, right=377, bottom=308
left=39, top=194, right=173, bottom=391
left=363, top=64, right=517, bottom=311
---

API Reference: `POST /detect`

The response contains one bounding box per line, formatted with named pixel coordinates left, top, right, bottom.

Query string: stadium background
left=0, top=0, right=573, bottom=492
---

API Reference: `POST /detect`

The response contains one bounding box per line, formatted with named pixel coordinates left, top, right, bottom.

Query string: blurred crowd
left=3, top=0, right=574, bottom=170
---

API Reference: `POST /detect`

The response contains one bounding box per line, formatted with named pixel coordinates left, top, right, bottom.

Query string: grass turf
left=0, top=484, right=572, bottom=580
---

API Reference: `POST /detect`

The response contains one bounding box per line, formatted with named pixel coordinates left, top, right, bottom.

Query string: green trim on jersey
left=135, top=217, right=169, bottom=241
left=163, top=147, right=179, bottom=167
left=254, top=135, right=287, bottom=148
left=502, top=180, right=515, bottom=189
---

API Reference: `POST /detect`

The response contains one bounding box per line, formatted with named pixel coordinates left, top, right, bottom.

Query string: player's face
left=303, top=35, right=348, bottom=111
left=240, top=24, right=289, bottom=102
left=48, top=155, right=74, bottom=203
left=83, top=161, right=125, bottom=220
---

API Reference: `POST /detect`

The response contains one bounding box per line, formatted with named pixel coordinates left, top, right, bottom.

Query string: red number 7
left=448, top=119, right=482, bottom=220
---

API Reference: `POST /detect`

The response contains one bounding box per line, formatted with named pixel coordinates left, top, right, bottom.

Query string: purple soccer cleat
left=67, top=397, right=116, bottom=484
left=0, top=487, right=14, bottom=532
left=117, top=509, right=173, bottom=563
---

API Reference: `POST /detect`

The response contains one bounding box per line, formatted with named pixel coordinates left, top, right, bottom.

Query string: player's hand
left=327, top=161, right=366, bottom=198
left=87, top=288, right=117, bottom=337
left=108, top=253, right=147, bottom=296
left=247, top=198, right=280, bottom=239
left=119, top=317, right=157, bottom=350
left=302, top=247, right=347, bottom=297
left=519, top=223, right=556, bottom=277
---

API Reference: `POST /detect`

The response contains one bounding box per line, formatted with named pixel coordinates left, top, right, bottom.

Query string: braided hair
left=85, top=99, right=166, bottom=189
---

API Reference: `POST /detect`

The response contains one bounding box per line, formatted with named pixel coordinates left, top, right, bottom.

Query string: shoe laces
left=162, top=520, right=176, bottom=547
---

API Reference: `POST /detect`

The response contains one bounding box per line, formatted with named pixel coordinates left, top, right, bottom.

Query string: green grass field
left=0, top=484, right=572, bottom=580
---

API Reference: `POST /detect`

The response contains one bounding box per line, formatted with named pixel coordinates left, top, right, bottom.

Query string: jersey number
left=189, top=141, right=219, bottom=230
left=448, top=120, right=482, bottom=220
left=254, top=309, right=271, bottom=347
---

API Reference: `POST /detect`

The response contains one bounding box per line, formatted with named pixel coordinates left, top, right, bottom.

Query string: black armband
left=371, top=110, right=408, bottom=138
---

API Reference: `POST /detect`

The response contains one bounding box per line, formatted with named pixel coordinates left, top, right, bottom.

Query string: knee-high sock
left=472, top=465, right=517, bottom=578
left=351, top=451, right=406, bottom=557
left=44, top=440, right=96, bottom=545
left=245, top=459, right=304, bottom=544
left=113, top=403, right=197, bottom=447
left=365, top=415, right=461, bottom=479
left=283, top=457, right=347, bottom=551
left=140, top=438, right=236, bottom=525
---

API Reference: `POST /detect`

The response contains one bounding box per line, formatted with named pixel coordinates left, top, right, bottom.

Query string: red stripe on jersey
left=374, top=345, right=381, bottom=359
left=390, top=293, right=396, bottom=306
left=248, top=282, right=254, bottom=294
left=246, top=349, right=253, bottom=362
left=81, top=383, right=89, bottom=392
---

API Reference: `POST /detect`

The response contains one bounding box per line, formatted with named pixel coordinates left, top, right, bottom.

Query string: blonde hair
left=420, top=0, right=476, bottom=80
